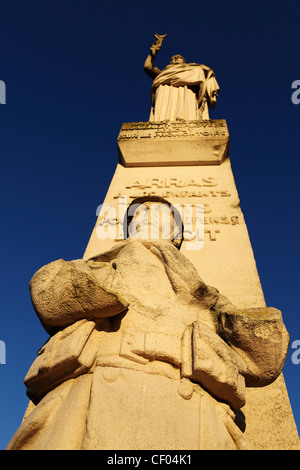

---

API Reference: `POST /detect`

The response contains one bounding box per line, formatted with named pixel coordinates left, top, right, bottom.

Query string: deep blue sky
left=0, top=0, right=299, bottom=449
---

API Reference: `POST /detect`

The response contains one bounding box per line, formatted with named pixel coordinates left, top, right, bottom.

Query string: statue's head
left=124, top=196, right=183, bottom=249
left=170, top=54, right=186, bottom=65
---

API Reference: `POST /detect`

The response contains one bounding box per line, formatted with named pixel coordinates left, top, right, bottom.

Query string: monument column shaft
left=83, top=120, right=299, bottom=450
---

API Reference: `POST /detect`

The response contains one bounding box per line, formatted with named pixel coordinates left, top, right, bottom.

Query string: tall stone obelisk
left=7, top=35, right=299, bottom=450
left=83, top=36, right=299, bottom=450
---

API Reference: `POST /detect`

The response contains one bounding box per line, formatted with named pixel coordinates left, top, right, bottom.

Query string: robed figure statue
left=144, top=34, right=220, bottom=121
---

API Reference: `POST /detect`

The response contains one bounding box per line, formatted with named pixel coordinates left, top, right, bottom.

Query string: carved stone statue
left=144, top=34, right=220, bottom=121
left=7, top=198, right=289, bottom=450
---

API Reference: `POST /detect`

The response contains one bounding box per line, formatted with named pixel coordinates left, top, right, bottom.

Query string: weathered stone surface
left=30, top=259, right=129, bottom=334
left=7, top=233, right=291, bottom=450
left=81, top=155, right=299, bottom=450
left=218, top=307, right=290, bottom=387
left=118, top=120, right=229, bottom=167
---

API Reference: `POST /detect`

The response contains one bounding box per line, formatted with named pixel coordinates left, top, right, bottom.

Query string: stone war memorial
left=7, top=34, right=300, bottom=450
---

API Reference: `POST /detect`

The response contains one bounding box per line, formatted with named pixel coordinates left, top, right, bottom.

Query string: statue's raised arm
left=144, top=33, right=220, bottom=121
left=143, top=33, right=166, bottom=79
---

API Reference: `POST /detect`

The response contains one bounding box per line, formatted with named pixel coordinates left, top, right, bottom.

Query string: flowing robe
left=149, top=64, right=220, bottom=121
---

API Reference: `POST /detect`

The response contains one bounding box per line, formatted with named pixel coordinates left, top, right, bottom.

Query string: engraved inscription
left=125, top=177, right=218, bottom=189
left=205, top=229, right=220, bottom=241
left=98, top=215, right=240, bottom=227
left=118, top=120, right=229, bottom=140
left=118, top=190, right=231, bottom=200
left=114, top=176, right=231, bottom=201
left=102, top=173, right=241, bottom=243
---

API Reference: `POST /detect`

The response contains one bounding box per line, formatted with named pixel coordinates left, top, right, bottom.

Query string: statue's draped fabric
left=150, top=64, right=220, bottom=121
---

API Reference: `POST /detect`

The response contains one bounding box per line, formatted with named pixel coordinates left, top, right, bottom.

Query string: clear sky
left=0, top=0, right=299, bottom=449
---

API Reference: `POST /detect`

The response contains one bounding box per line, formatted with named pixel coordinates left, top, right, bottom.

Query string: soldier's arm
left=215, top=298, right=290, bottom=386
left=29, top=259, right=129, bottom=335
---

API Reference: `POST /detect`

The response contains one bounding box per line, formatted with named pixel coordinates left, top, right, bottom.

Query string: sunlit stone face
left=169, top=54, right=186, bottom=65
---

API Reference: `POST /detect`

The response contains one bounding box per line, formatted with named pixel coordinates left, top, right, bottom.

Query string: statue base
left=117, top=119, right=229, bottom=167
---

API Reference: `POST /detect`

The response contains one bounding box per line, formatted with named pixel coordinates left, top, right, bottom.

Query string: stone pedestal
left=84, top=119, right=300, bottom=450
left=118, top=120, right=229, bottom=166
